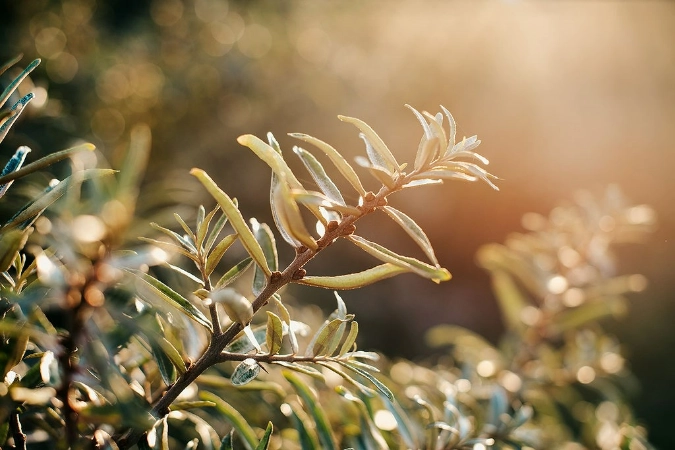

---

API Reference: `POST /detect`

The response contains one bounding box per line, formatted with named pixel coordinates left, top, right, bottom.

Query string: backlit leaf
left=265, top=312, right=283, bottom=355
left=293, top=146, right=346, bottom=205
left=215, top=257, right=253, bottom=289
left=347, top=235, right=451, bottom=283
left=307, top=317, right=350, bottom=357
left=354, top=155, right=397, bottom=189
left=201, top=392, right=259, bottom=450
left=256, top=422, right=273, bottom=450
left=338, top=115, right=400, bottom=174
left=205, top=233, right=238, bottom=277
left=283, top=371, right=337, bottom=450
left=128, top=269, right=212, bottom=332
left=298, top=263, right=409, bottom=289
left=191, top=169, right=271, bottom=276
left=2, top=169, right=116, bottom=230
left=291, top=190, right=361, bottom=217
left=382, top=206, right=439, bottom=265
left=196, top=205, right=219, bottom=250
left=251, top=219, right=278, bottom=296
left=338, top=321, right=359, bottom=356
left=337, top=361, right=393, bottom=401
left=272, top=175, right=317, bottom=250
left=289, top=133, right=366, bottom=196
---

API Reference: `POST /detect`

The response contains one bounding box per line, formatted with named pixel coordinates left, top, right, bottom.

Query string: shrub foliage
left=0, top=58, right=655, bottom=449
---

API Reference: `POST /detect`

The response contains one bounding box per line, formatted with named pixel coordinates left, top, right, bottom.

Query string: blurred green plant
left=0, top=56, right=654, bottom=450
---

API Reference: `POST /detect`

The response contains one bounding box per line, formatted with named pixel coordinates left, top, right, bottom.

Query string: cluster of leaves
left=0, top=55, right=654, bottom=450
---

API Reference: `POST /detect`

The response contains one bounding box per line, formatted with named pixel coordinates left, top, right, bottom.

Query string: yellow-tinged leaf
left=338, top=115, right=400, bottom=174
left=191, top=169, right=271, bottom=276
left=298, top=264, right=409, bottom=289
left=272, top=175, right=317, bottom=251
left=265, top=312, right=283, bottom=355
left=205, top=233, right=238, bottom=277
left=289, top=133, right=366, bottom=195
left=348, top=235, right=451, bottom=283
left=237, top=134, right=303, bottom=190
left=382, top=206, right=438, bottom=265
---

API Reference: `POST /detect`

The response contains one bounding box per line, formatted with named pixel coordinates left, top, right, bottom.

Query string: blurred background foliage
left=0, top=0, right=673, bottom=446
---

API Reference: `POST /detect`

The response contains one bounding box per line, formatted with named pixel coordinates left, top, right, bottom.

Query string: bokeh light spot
left=91, top=108, right=125, bottom=141
left=576, top=365, right=596, bottom=384
left=238, top=24, right=272, bottom=59
left=35, top=27, right=67, bottom=58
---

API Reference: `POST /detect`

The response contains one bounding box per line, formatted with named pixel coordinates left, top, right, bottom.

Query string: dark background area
left=1, top=0, right=673, bottom=446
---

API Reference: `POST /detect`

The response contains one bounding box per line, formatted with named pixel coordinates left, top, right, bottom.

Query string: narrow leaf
left=225, top=325, right=267, bottom=353
left=317, top=362, right=376, bottom=398
left=272, top=175, right=317, bottom=250
left=440, top=105, right=457, bottom=153
left=298, top=263, right=409, bottom=289
left=191, top=169, right=271, bottom=276
left=265, top=312, right=283, bottom=355
left=205, top=233, right=238, bottom=277
left=338, top=115, right=400, bottom=173
left=414, top=136, right=441, bottom=171
left=273, top=295, right=299, bottom=354
left=150, top=340, right=177, bottom=386
left=116, top=124, right=151, bottom=204
left=0, top=146, right=30, bottom=198
left=0, top=58, right=39, bottom=109
left=382, top=206, right=439, bottom=265
left=163, top=262, right=204, bottom=285
left=149, top=222, right=197, bottom=252
left=281, top=402, right=320, bottom=450
left=251, top=218, right=278, bottom=296
left=128, top=269, right=213, bottom=331
left=215, top=257, right=253, bottom=289
left=237, top=134, right=303, bottom=189
left=138, top=237, right=198, bottom=262
left=2, top=169, right=116, bottom=230
left=338, top=321, right=359, bottom=356
left=201, top=392, right=259, bottom=450
left=256, top=422, right=273, bottom=450
left=273, top=362, right=324, bottom=379
left=205, top=211, right=229, bottom=254
left=0, top=54, right=23, bottom=78
left=289, top=133, right=366, bottom=195
left=347, top=235, right=451, bottom=283
left=338, top=361, right=394, bottom=401
left=293, top=146, right=345, bottom=205
left=283, top=371, right=337, bottom=450
left=0, top=93, right=34, bottom=141
left=196, top=205, right=219, bottom=250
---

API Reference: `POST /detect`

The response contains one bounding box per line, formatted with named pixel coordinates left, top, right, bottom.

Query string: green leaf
left=289, top=132, right=366, bottom=196
left=293, top=146, right=345, bottom=205
left=196, top=205, right=219, bottom=250
left=338, top=115, right=400, bottom=174
left=216, top=257, right=253, bottom=289
left=220, top=431, right=234, bottom=450
left=155, top=336, right=187, bottom=375
left=205, top=211, right=228, bottom=254
left=150, top=340, right=177, bottom=386
left=273, top=362, right=324, bottom=379
left=382, top=395, right=419, bottom=449
left=191, top=169, right=271, bottom=276
left=0, top=58, right=39, bottom=109
left=335, top=386, right=388, bottom=449
left=337, top=360, right=394, bottom=401
left=251, top=218, right=278, bottom=296
left=116, top=124, right=151, bottom=204
left=128, top=269, right=212, bottom=332
left=205, top=233, right=238, bottom=277
left=281, top=402, right=319, bottom=450
left=0, top=227, right=32, bottom=272
left=316, top=362, right=376, bottom=398
left=298, top=263, right=409, bottom=289
left=169, top=400, right=216, bottom=411
left=201, top=392, right=259, bottom=450
left=486, top=269, right=529, bottom=333
left=148, top=222, right=198, bottom=253
left=347, top=235, right=451, bottom=283
left=2, top=169, right=116, bottom=230
left=138, top=237, right=198, bottom=262
left=265, top=312, right=283, bottom=355
left=173, top=213, right=196, bottom=245
left=338, top=321, right=359, bottom=356
left=231, top=358, right=261, bottom=386
left=283, top=370, right=337, bottom=450
left=163, top=262, right=204, bottom=285
left=255, top=422, right=273, bottom=450
left=382, top=206, right=439, bottom=265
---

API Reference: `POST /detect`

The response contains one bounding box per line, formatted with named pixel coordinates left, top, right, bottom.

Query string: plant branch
left=9, top=410, right=26, bottom=450
left=115, top=177, right=411, bottom=449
